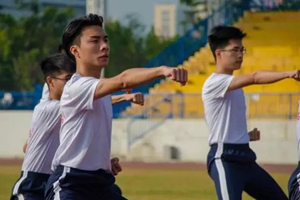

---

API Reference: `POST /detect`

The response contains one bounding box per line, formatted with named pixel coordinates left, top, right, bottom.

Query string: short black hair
left=62, top=13, right=104, bottom=61
left=58, top=44, right=64, bottom=53
left=208, top=26, right=246, bottom=59
left=40, top=53, right=76, bottom=80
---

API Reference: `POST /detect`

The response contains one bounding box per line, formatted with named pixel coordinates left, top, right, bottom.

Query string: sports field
left=0, top=160, right=293, bottom=200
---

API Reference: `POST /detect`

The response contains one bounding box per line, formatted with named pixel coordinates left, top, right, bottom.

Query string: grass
left=1, top=165, right=289, bottom=200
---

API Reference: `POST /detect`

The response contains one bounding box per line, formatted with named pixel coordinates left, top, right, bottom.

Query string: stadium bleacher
left=124, top=11, right=300, bottom=118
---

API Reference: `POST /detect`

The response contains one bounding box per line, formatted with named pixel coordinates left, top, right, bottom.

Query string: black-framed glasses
left=220, top=48, right=246, bottom=54
left=52, top=76, right=71, bottom=82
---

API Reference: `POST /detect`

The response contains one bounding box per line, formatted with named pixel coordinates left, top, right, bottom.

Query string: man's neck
left=48, top=93, right=60, bottom=101
left=215, top=64, right=234, bottom=75
left=76, top=64, right=102, bottom=79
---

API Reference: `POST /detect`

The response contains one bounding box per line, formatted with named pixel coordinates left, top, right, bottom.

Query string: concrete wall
left=125, top=119, right=298, bottom=164
left=0, top=111, right=32, bottom=158
left=0, top=111, right=298, bottom=164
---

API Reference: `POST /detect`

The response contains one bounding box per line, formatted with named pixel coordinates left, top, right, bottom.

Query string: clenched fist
left=289, top=70, right=300, bottom=81
left=125, top=92, right=144, bottom=106
left=249, top=128, right=260, bottom=142
left=161, top=66, right=188, bottom=86
left=111, top=157, right=122, bottom=176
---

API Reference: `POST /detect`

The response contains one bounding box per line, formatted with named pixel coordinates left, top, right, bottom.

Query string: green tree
left=144, top=27, right=176, bottom=61
left=0, top=13, right=18, bottom=90
left=0, top=2, right=177, bottom=90
left=179, top=0, right=208, bottom=30
left=0, top=1, right=74, bottom=91
left=104, top=13, right=177, bottom=78
left=104, top=19, right=139, bottom=77
left=180, top=0, right=202, bottom=6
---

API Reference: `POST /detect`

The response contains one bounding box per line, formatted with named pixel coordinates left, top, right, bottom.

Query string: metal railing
left=126, top=94, right=173, bottom=148
left=124, top=92, right=300, bottom=120
left=125, top=92, right=300, bottom=148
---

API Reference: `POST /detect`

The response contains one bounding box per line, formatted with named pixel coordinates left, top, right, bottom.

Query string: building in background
left=154, top=4, right=177, bottom=38
left=153, top=2, right=210, bottom=38
left=86, top=0, right=107, bottom=18
left=0, top=0, right=86, bottom=17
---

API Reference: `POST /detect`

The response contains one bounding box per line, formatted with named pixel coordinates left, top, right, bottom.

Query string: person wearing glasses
left=201, top=25, right=299, bottom=200
left=11, top=53, right=76, bottom=200
left=14, top=51, right=144, bottom=200
left=13, top=53, right=126, bottom=200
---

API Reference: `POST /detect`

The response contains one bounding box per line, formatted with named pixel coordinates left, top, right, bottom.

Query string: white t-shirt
left=22, top=99, right=61, bottom=174
left=41, top=83, right=49, bottom=100
left=202, top=73, right=249, bottom=145
left=296, top=101, right=300, bottom=161
left=52, top=73, right=112, bottom=171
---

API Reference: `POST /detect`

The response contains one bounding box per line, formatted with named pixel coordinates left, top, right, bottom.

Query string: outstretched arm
left=94, top=66, right=188, bottom=99
left=228, top=70, right=300, bottom=92
left=111, top=93, right=144, bottom=106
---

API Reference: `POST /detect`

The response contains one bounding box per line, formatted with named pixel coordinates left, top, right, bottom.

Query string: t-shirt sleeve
left=68, top=77, right=99, bottom=110
left=203, top=74, right=234, bottom=99
left=41, top=83, right=49, bottom=100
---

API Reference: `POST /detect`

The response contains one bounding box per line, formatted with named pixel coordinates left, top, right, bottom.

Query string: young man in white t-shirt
left=19, top=56, right=143, bottom=199
left=13, top=52, right=137, bottom=200
left=11, top=53, right=76, bottom=200
left=45, top=14, right=188, bottom=200
left=288, top=101, right=300, bottom=200
left=202, top=25, right=299, bottom=200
